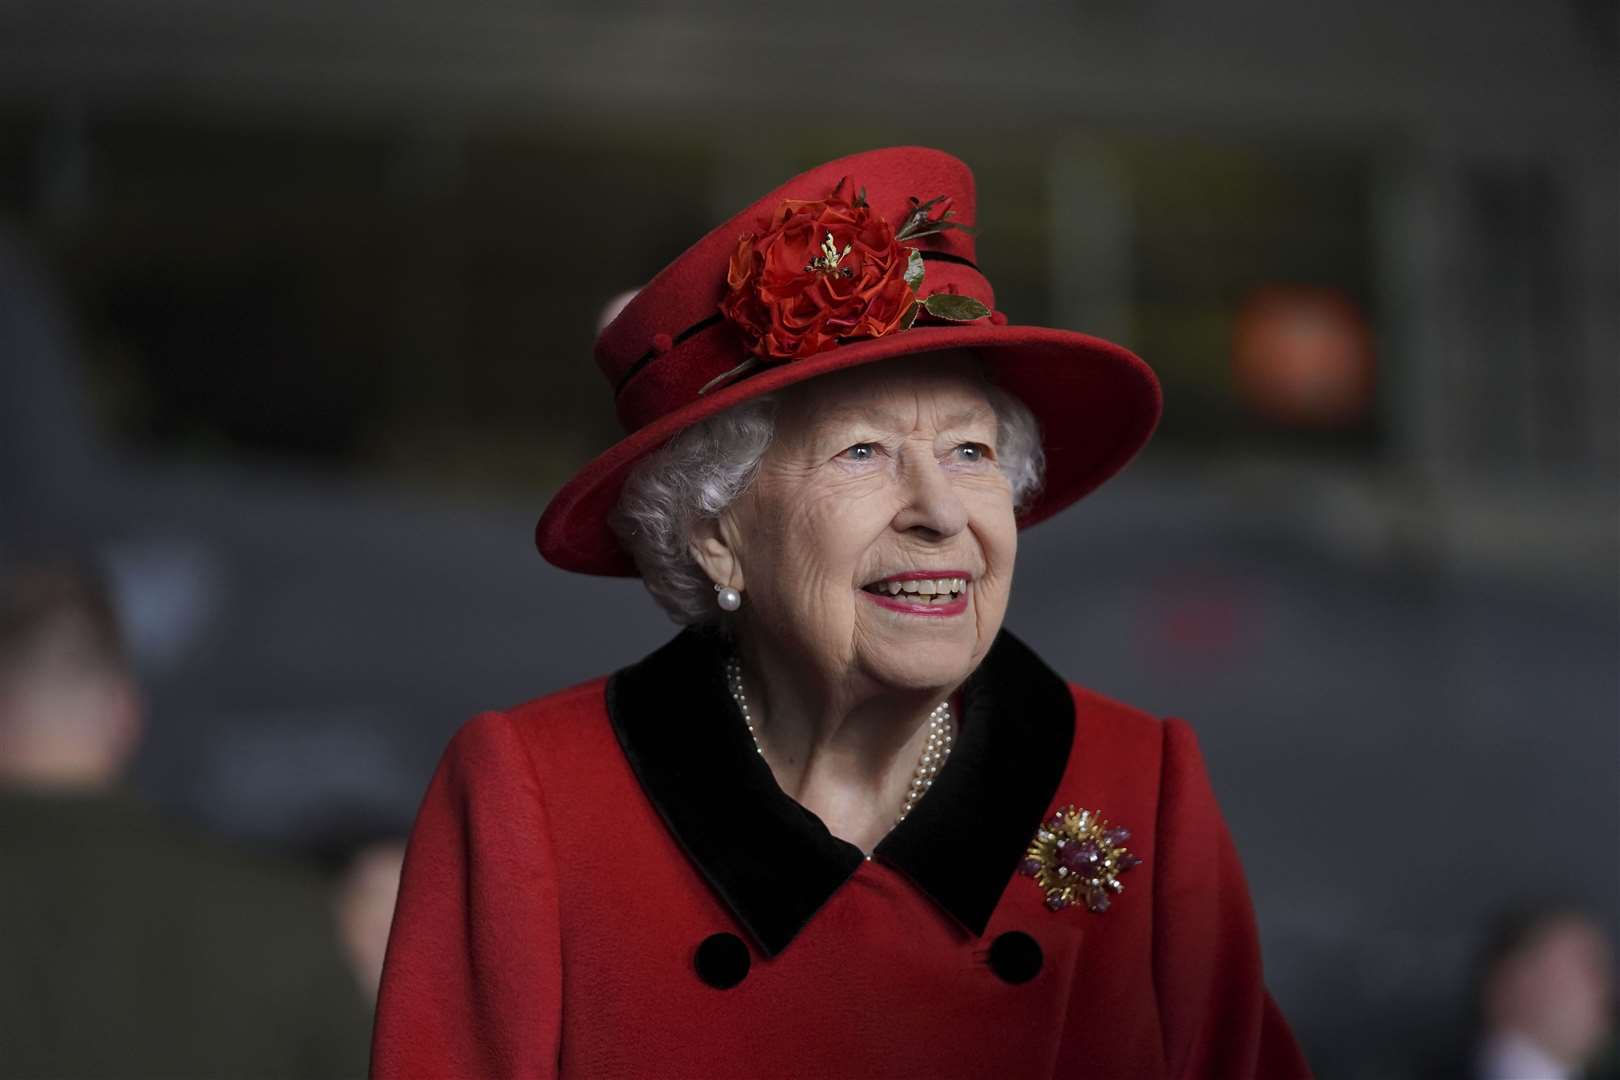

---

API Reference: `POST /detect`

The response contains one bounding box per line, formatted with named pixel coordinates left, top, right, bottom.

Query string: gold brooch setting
left=1019, top=804, right=1141, bottom=913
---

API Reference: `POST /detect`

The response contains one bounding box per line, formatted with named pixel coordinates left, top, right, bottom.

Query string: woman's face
left=718, top=353, right=1019, bottom=694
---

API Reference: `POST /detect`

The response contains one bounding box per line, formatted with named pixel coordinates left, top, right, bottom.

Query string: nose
left=891, top=447, right=968, bottom=538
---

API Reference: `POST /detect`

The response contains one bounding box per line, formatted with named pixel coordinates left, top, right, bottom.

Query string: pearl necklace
left=723, top=656, right=955, bottom=825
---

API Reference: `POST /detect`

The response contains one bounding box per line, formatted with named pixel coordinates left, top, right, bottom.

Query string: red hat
left=536, top=146, right=1161, bottom=576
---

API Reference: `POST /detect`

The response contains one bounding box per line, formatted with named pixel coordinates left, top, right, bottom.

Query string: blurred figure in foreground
left=1473, top=904, right=1616, bottom=1080
left=0, top=554, right=370, bottom=1080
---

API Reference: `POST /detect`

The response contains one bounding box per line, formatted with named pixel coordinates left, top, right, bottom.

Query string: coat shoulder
left=440, top=674, right=614, bottom=778
left=1067, top=681, right=1161, bottom=727
left=501, top=674, right=613, bottom=728
left=1065, top=680, right=1166, bottom=764
left=1049, top=679, right=1176, bottom=826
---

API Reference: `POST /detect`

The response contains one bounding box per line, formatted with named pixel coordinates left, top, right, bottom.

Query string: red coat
left=373, top=628, right=1310, bottom=1078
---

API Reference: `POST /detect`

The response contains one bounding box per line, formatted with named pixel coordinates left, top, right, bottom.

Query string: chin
left=859, top=640, right=980, bottom=692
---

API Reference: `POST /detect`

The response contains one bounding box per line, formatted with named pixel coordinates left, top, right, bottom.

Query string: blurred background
left=0, top=1, right=1615, bottom=1076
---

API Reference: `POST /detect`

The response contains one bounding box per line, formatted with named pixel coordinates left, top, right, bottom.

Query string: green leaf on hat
left=904, top=249, right=925, bottom=292
left=894, top=195, right=979, bottom=242
left=922, top=294, right=991, bottom=321
left=898, top=300, right=921, bottom=331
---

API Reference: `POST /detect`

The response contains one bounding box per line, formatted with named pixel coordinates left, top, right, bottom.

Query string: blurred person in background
left=311, top=827, right=409, bottom=1005
left=1472, top=904, right=1616, bottom=1080
left=334, top=839, right=407, bottom=1003
left=373, top=148, right=1307, bottom=1078
left=0, top=553, right=372, bottom=1080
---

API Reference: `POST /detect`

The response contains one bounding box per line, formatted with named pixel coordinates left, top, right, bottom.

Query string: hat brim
left=535, top=321, right=1162, bottom=576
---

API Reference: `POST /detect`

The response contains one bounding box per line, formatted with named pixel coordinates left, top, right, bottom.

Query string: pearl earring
left=714, top=583, right=742, bottom=612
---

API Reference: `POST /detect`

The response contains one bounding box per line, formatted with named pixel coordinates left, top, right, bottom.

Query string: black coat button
left=694, top=932, right=751, bottom=989
left=988, top=930, right=1043, bottom=984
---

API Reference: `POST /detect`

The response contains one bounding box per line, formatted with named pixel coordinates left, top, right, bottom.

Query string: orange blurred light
left=1231, top=285, right=1375, bottom=429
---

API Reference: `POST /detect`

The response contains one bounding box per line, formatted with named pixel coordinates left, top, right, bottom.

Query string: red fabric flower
left=720, top=182, right=916, bottom=362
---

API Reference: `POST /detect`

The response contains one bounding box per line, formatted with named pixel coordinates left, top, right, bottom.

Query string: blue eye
left=841, top=443, right=877, bottom=461
left=954, top=443, right=990, bottom=462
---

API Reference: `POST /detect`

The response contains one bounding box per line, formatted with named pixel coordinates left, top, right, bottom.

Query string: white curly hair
left=608, top=368, right=1045, bottom=626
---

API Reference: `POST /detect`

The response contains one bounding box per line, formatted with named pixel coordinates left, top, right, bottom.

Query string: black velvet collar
left=605, top=626, right=1075, bottom=957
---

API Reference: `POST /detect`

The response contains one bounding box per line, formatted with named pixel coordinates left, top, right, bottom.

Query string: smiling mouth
left=859, top=573, right=972, bottom=606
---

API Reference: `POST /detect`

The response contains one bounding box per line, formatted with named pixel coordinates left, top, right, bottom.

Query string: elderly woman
left=372, top=148, right=1308, bottom=1078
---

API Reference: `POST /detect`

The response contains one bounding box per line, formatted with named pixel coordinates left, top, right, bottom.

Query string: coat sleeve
left=1151, top=717, right=1312, bottom=1080
left=371, top=711, right=563, bottom=1080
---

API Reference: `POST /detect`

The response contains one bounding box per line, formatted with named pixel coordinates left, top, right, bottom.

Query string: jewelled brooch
left=1019, top=805, right=1141, bottom=913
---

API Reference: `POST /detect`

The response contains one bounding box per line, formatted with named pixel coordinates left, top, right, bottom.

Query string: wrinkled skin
left=689, top=351, right=1018, bottom=851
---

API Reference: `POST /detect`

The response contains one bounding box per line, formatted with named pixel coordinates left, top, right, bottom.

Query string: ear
left=687, top=512, right=747, bottom=593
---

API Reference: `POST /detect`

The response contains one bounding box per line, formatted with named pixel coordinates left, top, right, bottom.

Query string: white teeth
left=866, top=576, right=972, bottom=596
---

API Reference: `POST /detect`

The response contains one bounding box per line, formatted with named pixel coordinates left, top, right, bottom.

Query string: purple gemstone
left=1103, top=827, right=1131, bottom=847
left=1045, top=892, right=1068, bottom=911
left=1057, top=839, right=1101, bottom=876
left=1047, top=814, right=1066, bottom=830
left=1117, top=852, right=1142, bottom=871
left=1085, top=887, right=1111, bottom=913
left=1019, top=857, right=1042, bottom=877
